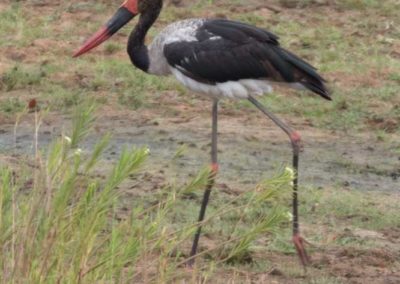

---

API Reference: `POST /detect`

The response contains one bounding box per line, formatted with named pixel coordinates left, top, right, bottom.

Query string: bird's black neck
left=127, top=7, right=161, bottom=73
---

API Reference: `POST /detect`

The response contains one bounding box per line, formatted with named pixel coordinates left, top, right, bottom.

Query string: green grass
left=0, top=65, right=44, bottom=92
left=267, top=184, right=400, bottom=262
left=1, top=0, right=399, bottom=132
left=0, top=97, right=25, bottom=113
left=0, top=4, right=25, bottom=47
left=302, top=187, right=400, bottom=231
left=0, top=104, right=294, bottom=282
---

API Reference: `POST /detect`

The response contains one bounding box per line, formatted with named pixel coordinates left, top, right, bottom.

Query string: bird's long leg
left=188, top=99, right=219, bottom=266
left=248, top=95, right=310, bottom=267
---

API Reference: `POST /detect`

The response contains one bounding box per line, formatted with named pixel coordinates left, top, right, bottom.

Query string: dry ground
left=1, top=0, right=399, bottom=283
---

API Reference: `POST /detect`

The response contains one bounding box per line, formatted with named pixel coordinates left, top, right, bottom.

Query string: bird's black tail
left=301, top=81, right=331, bottom=100
left=277, top=47, right=331, bottom=100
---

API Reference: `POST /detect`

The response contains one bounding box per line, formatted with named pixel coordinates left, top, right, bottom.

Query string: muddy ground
left=1, top=106, right=398, bottom=193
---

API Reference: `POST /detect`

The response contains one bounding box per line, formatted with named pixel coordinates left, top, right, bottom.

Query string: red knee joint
left=292, top=233, right=303, bottom=245
left=290, top=131, right=301, bottom=144
left=210, top=163, right=219, bottom=173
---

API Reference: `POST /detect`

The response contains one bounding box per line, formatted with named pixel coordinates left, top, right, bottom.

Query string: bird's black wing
left=164, top=19, right=330, bottom=100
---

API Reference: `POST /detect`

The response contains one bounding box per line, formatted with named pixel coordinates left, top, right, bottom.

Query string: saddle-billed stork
left=73, top=0, right=331, bottom=267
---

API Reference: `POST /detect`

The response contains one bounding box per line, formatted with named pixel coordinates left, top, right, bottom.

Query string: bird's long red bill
left=73, top=26, right=111, bottom=57
left=73, top=1, right=138, bottom=57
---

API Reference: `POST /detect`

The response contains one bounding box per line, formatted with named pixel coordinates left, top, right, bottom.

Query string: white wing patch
left=208, top=35, right=222, bottom=41
left=147, top=19, right=205, bottom=75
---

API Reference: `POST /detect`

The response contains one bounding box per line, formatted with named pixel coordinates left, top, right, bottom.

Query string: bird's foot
left=292, top=233, right=311, bottom=268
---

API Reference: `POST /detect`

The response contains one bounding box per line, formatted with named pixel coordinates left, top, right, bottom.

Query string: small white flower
left=74, top=148, right=83, bottom=156
left=144, top=147, right=150, bottom=155
left=285, top=166, right=294, bottom=179
left=64, top=136, right=72, bottom=144
left=286, top=211, right=293, bottom=221
left=285, top=166, right=295, bottom=186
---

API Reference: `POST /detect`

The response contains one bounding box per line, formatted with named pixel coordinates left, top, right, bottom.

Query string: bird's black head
left=137, top=0, right=163, bottom=14
left=73, top=0, right=163, bottom=57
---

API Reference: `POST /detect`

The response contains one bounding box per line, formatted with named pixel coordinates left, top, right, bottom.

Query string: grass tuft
left=0, top=65, right=44, bottom=92
left=0, top=105, right=292, bottom=282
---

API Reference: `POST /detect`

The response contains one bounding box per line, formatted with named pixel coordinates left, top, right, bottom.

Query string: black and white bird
left=74, top=0, right=331, bottom=267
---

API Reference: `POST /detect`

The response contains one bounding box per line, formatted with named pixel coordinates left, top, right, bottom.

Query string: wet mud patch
left=1, top=108, right=398, bottom=194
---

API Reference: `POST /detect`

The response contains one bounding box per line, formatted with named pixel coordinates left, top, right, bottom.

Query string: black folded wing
left=164, top=19, right=330, bottom=100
